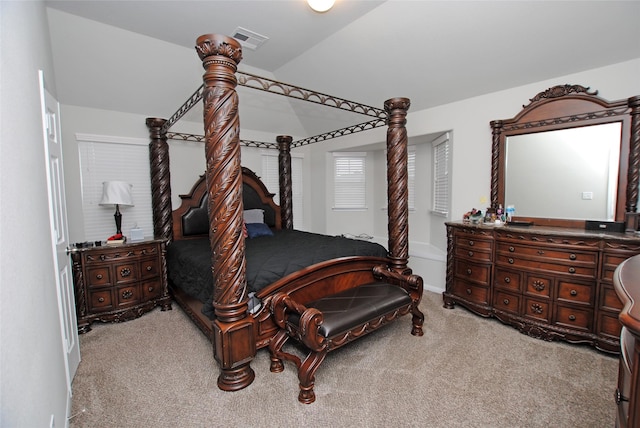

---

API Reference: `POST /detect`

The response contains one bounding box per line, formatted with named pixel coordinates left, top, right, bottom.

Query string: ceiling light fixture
left=307, top=0, right=335, bottom=13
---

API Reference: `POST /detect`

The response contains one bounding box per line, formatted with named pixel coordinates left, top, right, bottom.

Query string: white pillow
left=243, top=209, right=264, bottom=224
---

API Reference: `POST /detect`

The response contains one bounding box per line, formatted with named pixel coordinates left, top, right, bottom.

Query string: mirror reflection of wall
left=504, top=122, right=622, bottom=221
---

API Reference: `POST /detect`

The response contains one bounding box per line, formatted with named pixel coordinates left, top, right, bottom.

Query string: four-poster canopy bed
left=146, top=34, right=424, bottom=395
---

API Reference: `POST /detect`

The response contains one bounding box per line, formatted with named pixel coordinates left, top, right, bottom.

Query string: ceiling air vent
left=231, top=27, right=268, bottom=50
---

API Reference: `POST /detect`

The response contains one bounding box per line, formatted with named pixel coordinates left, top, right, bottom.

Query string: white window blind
left=408, top=150, right=415, bottom=210
left=261, top=153, right=304, bottom=228
left=432, top=133, right=450, bottom=215
left=77, top=134, right=153, bottom=242
left=334, top=153, right=366, bottom=210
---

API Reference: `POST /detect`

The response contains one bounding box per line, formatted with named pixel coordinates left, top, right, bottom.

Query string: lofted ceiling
left=45, top=0, right=640, bottom=138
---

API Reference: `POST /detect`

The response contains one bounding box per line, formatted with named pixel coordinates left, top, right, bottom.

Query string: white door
left=39, top=71, right=80, bottom=397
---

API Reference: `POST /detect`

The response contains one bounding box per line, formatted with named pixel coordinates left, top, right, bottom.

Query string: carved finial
left=524, top=84, right=598, bottom=108
left=195, top=34, right=243, bottom=64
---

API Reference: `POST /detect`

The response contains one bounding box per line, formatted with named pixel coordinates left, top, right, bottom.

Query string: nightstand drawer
left=86, top=266, right=111, bottom=287
left=114, top=262, right=138, bottom=284
left=142, top=280, right=162, bottom=300
left=139, top=257, right=160, bottom=280
left=115, top=284, right=140, bottom=307
left=89, top=290, right=113, bottom=311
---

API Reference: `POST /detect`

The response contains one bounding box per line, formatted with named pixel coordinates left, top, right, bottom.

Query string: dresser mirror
left=490, top=84, right=639, bottom=228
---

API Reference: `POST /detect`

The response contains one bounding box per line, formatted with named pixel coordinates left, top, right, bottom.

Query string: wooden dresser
left=443, top=221, right=640, bottom=353
left=614, top=254, right=640, bottom=428
left=70, top=238, right=172, bottom=333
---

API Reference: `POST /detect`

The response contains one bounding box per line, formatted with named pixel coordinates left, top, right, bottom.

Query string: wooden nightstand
left=69, top=238, right=172, bottom=333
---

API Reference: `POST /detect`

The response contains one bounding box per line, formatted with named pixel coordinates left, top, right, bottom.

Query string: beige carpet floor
left=69, top=291, right=618, bottom=427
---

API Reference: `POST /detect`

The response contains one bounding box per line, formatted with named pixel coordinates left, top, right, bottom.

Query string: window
left=408, top=150, right=415, bottom=210
left=333, top=152, right=366, bottom=210
left=77, top=134, right=153, bottom=241
left=261, top=153, right=304, bottom=228
left=432, top=133, right=450, bottom=216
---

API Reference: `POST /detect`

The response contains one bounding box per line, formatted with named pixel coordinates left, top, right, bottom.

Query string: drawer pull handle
left=98, top=297, right=104, bottom=303
left=468, top=251, right=474, bottom=257
left=531, top=303, right=543, bottom=314
left=146, top=265, right=153, bottom=271
left=508, top=246, right=515, bottom=252
left=100, top=255, right=106, bottom=261
left=508, top=258, right=514, bottom=264
left=504, top=277, right=511, bottom=284
left=120, top=267, right=132, bottom=277
left=569, top=253, right=577, bottom=260
left=616, top=388, right=629, bottom=405
left=148, top=286, right=154, bottom=292
left=468, top=240, right=474, bottom=246
left=466, top=288, right=472, bottom=295
left=122, top=290, right=133, bottom=300
left=96, top=274, right=103, bottom=280
left=503, top=298, right=510, bottom=305
left=537, top=250, right=545, bottom=255
left=568, top=267, right=576, bottom=274
left=532, top=281, right=545, bottom=291
left=466, top=268, right=472, bottom=275
left=570, top=289, right=578, bottom=296
left=568, top=315, right=576, bottom=321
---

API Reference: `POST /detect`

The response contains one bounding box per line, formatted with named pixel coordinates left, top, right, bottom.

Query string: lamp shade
left=99, top=181, right=134, bottom=207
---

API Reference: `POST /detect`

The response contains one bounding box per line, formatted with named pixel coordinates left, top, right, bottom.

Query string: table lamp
left=99, top=181, right=134, bottom=235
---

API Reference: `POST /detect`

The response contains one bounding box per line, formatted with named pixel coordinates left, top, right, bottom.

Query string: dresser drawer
left=523, top=297, right=551, bottom=323
left=598, top=311, right=622, bottom=339
left=600, top=285, right=623, bottom=311
left=497, top=242, right=597, bottom=264
left=86, top=266, right=111, bottom=287
left=494, top=268, right=522, bottom=291
left=525, top=274, right=552, bottom=298
left=557, top=280, right=594, bottom=306
left=454, top=233, right=493, bottom=252
left=602, top=252, right=640, bottom=283
left=452, top=279, right=489, bottom=305
left=454, top=245, right=492, bottom=262
left=454, top=260, right=490, bottom=286
left=139, top=257, right=160, bottom=280
left=494, top=290, right=520, bottom=314
left=115, top=284, right=140, bottom=307
left=555, top=304, right=593, bottom=331
left=496, top=254, right=597, bottom=278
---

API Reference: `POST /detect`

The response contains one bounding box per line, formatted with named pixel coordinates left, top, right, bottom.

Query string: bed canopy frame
left=146, top=34, right=418, bottom=391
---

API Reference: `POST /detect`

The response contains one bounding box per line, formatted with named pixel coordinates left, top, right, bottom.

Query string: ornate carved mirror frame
left=490, top=84, right=640, bottom=228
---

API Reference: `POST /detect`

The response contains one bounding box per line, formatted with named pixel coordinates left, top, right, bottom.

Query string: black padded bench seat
left=269, top=282, right=422, bottom=404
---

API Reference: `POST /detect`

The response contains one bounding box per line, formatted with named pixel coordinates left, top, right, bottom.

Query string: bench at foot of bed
left=268, top=282, right=423, bottom=404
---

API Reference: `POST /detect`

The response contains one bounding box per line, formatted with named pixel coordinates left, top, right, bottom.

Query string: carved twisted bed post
left=385, top=98, right=411, bottom=274
left=277, top=135, right=294, bottom=230
left=196, top=34, right=255, bottom=391
left=627, top=95, right=640, bottom=214
left=146, top=117, right=173, bottom=242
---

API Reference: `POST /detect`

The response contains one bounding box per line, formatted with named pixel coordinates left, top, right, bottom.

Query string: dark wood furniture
left=613, top=254, right=640, bottom=428
left=269, top=276, right=422, bottom=404
left=444, top=221, right=640, bottom=353
left=70, top=238, right=171, bottom=333
left=146, top=34, right=422, bottom=392
left=444, top=85, right=640, bottom=351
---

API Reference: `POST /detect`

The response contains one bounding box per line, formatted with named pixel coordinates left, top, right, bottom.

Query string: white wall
left=0, top=1, right=70, bottom=426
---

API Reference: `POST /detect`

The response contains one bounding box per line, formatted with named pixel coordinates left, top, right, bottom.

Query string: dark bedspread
left=166, top=229, right=388, bottom=310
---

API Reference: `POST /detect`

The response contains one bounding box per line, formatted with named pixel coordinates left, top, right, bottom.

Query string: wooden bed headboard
left=171, top=167, right=282, bottom=240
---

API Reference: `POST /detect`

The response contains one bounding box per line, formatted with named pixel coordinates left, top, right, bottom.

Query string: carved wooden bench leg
left=297, top=349, right=328, bottom=404
left=268, top=329, right=290, bottom=373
